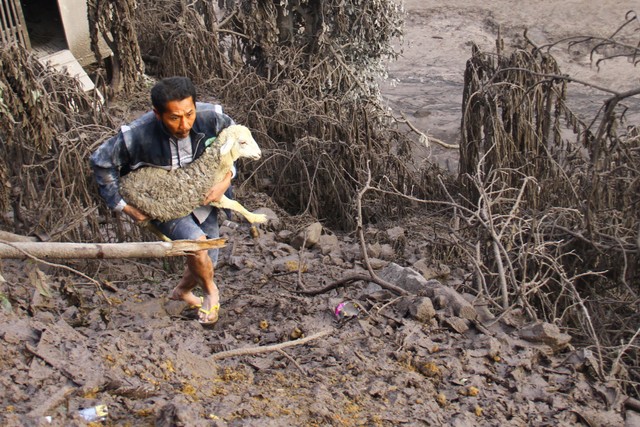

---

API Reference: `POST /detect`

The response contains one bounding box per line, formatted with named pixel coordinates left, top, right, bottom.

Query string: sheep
left=119, top=125, right=268, bottom=224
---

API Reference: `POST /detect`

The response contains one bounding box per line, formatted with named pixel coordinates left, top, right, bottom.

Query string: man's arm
left=122, top=204, right=149, bottom=222
left=90, top=133, right=148, bottom=222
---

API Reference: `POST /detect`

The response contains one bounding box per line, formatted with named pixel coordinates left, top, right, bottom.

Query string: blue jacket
left=90, top=102, right=234, bottom=210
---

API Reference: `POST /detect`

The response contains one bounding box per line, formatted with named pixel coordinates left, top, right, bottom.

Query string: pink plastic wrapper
left=334, top=301, right=360, bottom=320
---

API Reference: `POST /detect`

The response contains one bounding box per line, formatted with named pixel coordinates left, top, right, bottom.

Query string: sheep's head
left=219, top=125, right=261, bottom=161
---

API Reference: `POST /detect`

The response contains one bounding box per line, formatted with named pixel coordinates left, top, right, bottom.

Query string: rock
left=252, top=207, right=279, bottom=229
left=378, top=263, right=477, bottom=320
left=272, top=254, right=309, bottom=273
left=276, top=230, right=294, bottom=242
left=367, top=257, right=387, bottom=270
left=386, top=226, right=405, bottom=241
left=462, top=294, right=495, bottom=323
left=396, top=296, right=435, bottom=323
left=409, top=297, right=436, bottom=323
left=342, top=243, right=361, bottom=262
left=519, top=321, right=571, bottom=350
left=379, top=244, right=396, bottom=260
left=316, top=234, right=340, bottom=256
left=366, top=242, right=382, bottom=258
left=625, top=409, right=640, bottom=427
left=273, top=242, right=297, bottom=256
left=386, top=227, right=406, bottom=255
left=156, top=400, right=208, bottom=427
left=412, top=258, right=451, bottom=280
left=414, top=108, right=432, bottom=118
left=0, top=318, right=39, bottom=345
left=571, top=409, right=624, bottom=427
left=367, top=380, right=388, bottom=397
left=443, top=317, right=470, bottom=334
left=164, top=300, right=190, bottom=316
left=378, top=263, right=428, bottom=294
left=562, top=348, right=600, bottom=374
left=469, top=336, right=502, bottom=359
left=432, top=294, right=447, bottom=309
left=291, top=222, right=323, bottom=249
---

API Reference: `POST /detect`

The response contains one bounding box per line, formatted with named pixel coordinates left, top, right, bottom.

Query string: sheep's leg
left=211, top=195, right=268, bottom=224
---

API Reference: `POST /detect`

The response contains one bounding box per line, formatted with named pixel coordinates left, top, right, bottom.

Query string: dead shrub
left=456, top=34, right=640, bottom=394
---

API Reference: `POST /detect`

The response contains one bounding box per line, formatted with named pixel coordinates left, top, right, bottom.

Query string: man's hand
left=122, top=204, right=150, bottom=223
left=202, top=171, right=232, bottom=205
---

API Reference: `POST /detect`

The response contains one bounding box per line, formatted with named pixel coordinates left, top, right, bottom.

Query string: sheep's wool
left=120, top=128, right=235, bottom=222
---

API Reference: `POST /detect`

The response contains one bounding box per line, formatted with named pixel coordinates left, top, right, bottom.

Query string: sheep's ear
left=220, top=138, right=235, bottom=155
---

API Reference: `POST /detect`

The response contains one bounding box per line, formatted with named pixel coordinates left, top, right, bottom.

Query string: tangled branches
left=127, top=0, right=426, bottom=229
left=457, top=26, right=640, bottom=395
left=0, top=43, right=123, bottom=242
left=87, top=0, right=145, bottom=95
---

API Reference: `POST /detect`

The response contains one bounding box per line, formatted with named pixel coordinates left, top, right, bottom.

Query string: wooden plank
left=37, top=49, right=95, bottom=92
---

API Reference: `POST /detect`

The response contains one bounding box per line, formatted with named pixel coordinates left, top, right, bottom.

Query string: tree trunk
left=0, top=239, right=225, bottom=259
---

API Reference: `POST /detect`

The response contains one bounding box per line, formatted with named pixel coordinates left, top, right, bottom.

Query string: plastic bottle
left=77, top=405, right=108, bottom=422
left=334, top=301, right=361, bottom=320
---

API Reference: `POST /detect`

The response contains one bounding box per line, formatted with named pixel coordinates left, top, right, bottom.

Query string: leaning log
left=0, top=238, right=226, bottom=259
left=0, top=230, right=39, bottom=242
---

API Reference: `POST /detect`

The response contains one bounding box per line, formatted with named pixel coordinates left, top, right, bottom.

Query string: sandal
left=189, top=296, right=204, bottom=309
left=198, top=303, right=220, bottom=325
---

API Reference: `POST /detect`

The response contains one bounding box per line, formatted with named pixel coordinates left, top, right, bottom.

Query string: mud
left=0, top=206, right=630, bottom=426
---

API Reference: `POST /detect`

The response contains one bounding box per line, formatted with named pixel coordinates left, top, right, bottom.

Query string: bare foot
left=170, top=286, right=202, bottom=307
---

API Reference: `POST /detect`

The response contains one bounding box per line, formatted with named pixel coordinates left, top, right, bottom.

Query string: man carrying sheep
left=90, top=76, right=233, bottom=325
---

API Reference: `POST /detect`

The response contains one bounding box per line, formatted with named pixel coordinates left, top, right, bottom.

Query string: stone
left=252, top=207, right=279, bottom=229
left=412, top=258, right=451, bottom=280
left=379, top=244, right=396, bottom=260
left=316, top=234, right=340, bottom=256
left=291, top=222, right=323, bottom=249
left=367, top=258, right=387, bottom=270
left=366, top=242, right=382, bottom=258
left=272, top=254, right=309, bottom=273
left=443, top=317, right=470, bottom=334
left=519, top=321, right=571, bottom=350
left=409, top=297, right=436, bottom=323
left=377, top=263, right=477, bottom=320
left=386, top=226, right=405, bottom=241
left=276, top=230, right=294, bottom=242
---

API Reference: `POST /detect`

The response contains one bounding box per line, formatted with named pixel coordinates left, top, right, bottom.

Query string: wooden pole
left=0, top=230, right=38, bottom=242
left=0, top=238, right=226, bottom=259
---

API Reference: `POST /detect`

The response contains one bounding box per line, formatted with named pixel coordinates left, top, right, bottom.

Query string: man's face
left=154, top=96, right=197, bottom=139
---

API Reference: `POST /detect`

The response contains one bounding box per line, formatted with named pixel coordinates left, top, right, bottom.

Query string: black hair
left=150, top=76, right=197, bottom=114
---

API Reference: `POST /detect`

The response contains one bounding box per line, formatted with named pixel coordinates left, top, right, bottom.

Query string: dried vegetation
left=456, top=17, right=640, bottom=395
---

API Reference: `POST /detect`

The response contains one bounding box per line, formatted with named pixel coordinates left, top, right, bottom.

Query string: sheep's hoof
left=247, top=213, right=268, bottom=224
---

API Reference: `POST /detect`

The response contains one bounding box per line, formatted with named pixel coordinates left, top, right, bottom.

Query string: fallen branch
left=0, top=238, right=226, bottom=259
left=278, top=349, right=307, bottom=376
left=398, top=112, right=459, bottom=149
left=0, top=230, right=38, bottom=242
left=210, top=328, right=332, bottom=360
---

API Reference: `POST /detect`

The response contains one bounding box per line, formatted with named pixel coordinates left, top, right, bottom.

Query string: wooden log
left=0, top=230, right=38, bottom=242
left=0, top=238, right=226, bottom=259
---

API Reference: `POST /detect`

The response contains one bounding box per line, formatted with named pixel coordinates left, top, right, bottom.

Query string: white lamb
left=119, top=125, right=268, bottom=224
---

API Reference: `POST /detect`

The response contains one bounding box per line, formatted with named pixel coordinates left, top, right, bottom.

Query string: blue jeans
left=151, top=209, right=220, bottom=265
